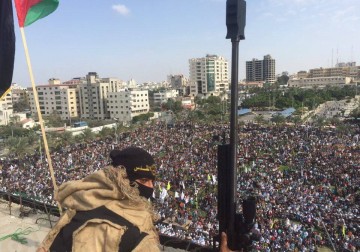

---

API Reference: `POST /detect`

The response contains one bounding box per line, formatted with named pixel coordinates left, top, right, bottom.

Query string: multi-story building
left=0, top=89, right=13, bottom=126
left=189, top=54, right=229, bottom=97
left=107, top=89, right=150, bottom=122
left=168, top=74, right=188, bottom=96
left=307, top=63, right=360, bottom=80
left=153, top=89, right=179, bottom=105
left=297, top=71, right=308, bottom=79
left=78, top=72, right=111, bottom=120
left=288, top=76, right=352, bottom=88
left=246, top=54, right=276, bottom=83
left=27, top=79, right=79, bottom=121
left=102, top=78, right=126, bottom=92
left=10, top=84, right=28, bottom=105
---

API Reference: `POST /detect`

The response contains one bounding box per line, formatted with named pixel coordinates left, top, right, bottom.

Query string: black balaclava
left=110, top=147, right=156, bottom=199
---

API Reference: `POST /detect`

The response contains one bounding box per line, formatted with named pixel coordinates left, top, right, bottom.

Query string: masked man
left=37, top=146, right=159, bottom=252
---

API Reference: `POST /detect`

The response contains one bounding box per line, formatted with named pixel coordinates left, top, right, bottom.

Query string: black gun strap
left=50, top=205, right=148, bottom=252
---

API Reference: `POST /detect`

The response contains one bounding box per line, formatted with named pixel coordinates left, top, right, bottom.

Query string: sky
left=12, top=0, right=360, bottom=87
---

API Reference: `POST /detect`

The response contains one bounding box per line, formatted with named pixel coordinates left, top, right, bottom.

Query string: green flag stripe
left=24, top=0, right=59, bottom=27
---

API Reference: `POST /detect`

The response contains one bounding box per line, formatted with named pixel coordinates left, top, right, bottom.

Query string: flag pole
left=19, top=27, right=63, bottom=214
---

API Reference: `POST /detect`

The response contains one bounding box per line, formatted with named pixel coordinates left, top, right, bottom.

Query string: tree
left=162, top=100, right=183, bottom=114
left=271, top=114, right=286, bottom=125
left=254, top=114, right=266, bottom=124
left=132, top=112, right=155, bottom=124
left=277, top=74, right=289, bottom=85
left=98, top=127, right=113, bottom=140
left=12, top=99, right=30, bottom=112
left=9, top=115, right=21, bottom=126
left=0, top=125, right=29, bottom=138
left=5, top=137, right=32, bottom=158
left=43, top=111, right=64, bottom=127
left=57, top=131, right=75, bottom=146
left=80, top=128, right=96, bottom=142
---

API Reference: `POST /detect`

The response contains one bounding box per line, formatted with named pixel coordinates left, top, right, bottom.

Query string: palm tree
left=81, top=128, right=96, bottom=142
left=271, top=114, right=286, bottom=125
left=5, top=137, right=32, bottom=158
left=57, top=131, right=75, bottom=146
left=254, top=114, right=266, bottom=125
left=98, top=127, right=113, bottom=140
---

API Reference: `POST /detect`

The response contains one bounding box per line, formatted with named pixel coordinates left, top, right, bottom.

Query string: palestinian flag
left=14, top=0, right=59, bottom=27
left=0, top=0, right=15, bottom=98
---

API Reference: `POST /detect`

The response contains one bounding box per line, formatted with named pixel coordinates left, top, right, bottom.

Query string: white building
left=181, top=96, right=195, bottom=110
left=20, top=118, right=36, bottom=129
left=102, top=78, right=126, bottom=92
left=0, top=89, right=13, bottom=126
left=28, top=80, right=79, bottom=121
left=288, top=76, right=352, bottom=88
left=189, top=54, right=229, bottom=97
left=10, top=84, right=28, bottom=104
left=153, top=90, right=179, bottom=105
left=107, top=89, right=150, bottom=122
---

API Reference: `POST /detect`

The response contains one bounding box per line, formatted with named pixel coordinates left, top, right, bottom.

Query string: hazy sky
left=12, top=0, right=360, bottom=87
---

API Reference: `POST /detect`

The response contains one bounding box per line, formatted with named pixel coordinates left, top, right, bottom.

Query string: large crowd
left=0, top=121, right=359, bottom=251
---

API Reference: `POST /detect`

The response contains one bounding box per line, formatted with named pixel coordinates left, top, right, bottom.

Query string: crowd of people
left=0, top=120, right=359, bottom=251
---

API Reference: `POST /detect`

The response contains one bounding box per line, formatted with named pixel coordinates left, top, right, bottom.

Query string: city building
left=107, top=89, right=150, bottom=122
left=0, top=89, right=13, bottom=126
left=295, top=62, right=360, bottom=84
left=27, top=80, right=79, bottom=121
left=288, top=76, right=352, bottom=88
left=78, top=72, right=111, bottom=120
left=168, top=74, right=189, bottom=96
left=189, top=54, right=229, bottom=97
left=153, top=89, right=179, bottom=105
left=297, top=71, right=308, bottom=79
left=307, top=63, right=360, bottom=80
left=181, top=96, right=195, bottom=110
left=246, top=54, right=276, bottom=83
left=10, top=84, right=28, bottom=105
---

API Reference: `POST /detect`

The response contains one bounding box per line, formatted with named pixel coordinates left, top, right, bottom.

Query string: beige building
left=107, top=89, right=150, bottom=122
left=307, top=65, right=360, bottom=79
left=189, top=54, right=229, bottom=97
left=28, top=79, right=79, bottom=121
left=288, top=76, right=352, bottom=88
left=297, top=71, right=308, bottom=79
left=10, top=84, right=28, bottom=104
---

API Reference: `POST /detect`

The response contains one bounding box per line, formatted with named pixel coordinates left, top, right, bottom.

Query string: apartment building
left=27, top=79, right=79, bottom=121
left=107, top=89, right=150, bottom=122
left=246, top=54, right=276, bottom=83
left=288, top=76, right=352, bottom=88
left=0, top=89, right=13, bottom=126
left=307, top=64, right=360, bottom=80
left=9, top=84, right=28, bottom=104
left=153, top=89, right=179, bottom=105
left=189, top=54, right=229, bottom=97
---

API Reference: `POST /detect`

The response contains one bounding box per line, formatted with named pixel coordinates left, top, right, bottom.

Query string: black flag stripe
left=0, top=0, right=15, bottom=98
